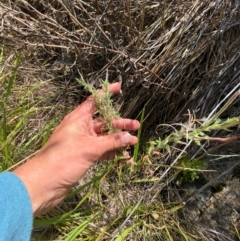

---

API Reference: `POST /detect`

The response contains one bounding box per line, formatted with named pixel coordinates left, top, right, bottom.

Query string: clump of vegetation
left=77, top=77, right=120, bottom=134
left=175, top=158, right=204, bottom=186
left=0, top=47, right=69, bottom=168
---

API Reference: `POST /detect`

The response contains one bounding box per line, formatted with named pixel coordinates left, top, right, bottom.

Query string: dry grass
left=1, top=1, right=239, bottom=128
left=1, top=0, right=240, bottom=240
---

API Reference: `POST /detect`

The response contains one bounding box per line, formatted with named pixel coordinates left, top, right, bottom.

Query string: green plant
left=77, top=77, right=130, bottom=161
left=0, top=50, right=21, bottom=169
left=175, top=157, right=204, bottom=185
left=0, top=50, right=63, bottom=172
left=77, top=76, right=120, bottom=134
left=148, top=90, right=240, bottom=160
left=133, top=106, right=145, bottom=163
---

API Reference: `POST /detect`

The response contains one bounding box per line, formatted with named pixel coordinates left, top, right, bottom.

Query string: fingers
left=94, top=118, right=140, bottom=133
left=75, top=82, right=121, bottom=117
left=98, top=132, right=138, bottom=157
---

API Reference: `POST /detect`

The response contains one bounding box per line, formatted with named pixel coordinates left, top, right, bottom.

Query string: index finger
left=75, top=82, right=121, bottom=117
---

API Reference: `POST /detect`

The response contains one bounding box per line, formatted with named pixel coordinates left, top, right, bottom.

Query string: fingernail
left=121, top=132, right=132, bottom=145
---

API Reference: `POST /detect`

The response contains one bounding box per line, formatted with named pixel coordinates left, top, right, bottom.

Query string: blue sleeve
left=0, top=172, right=33, bottom=241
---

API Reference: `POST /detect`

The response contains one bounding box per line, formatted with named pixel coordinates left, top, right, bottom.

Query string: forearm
left=13, top=157, right=59, bottom=216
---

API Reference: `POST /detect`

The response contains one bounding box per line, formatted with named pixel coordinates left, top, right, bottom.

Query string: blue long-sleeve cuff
left=0, top=172, right=33, bottom=241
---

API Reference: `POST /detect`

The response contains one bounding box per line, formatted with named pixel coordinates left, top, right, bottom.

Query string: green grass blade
left=163, top=221, right=173, bottom=241
left=113, top=224, right=137, bottom=241
left=0, top=102, right=9, bottom=169
left=41, top=118, right=56, bottom=146
left=0, top=47, right=3, bottom=74
left=5, top=53, right=20, bottom=103
left=0, top=108, right=34, bottom=151
left=62, top=215, right=94, bottom=241
left=131, top=177, right=159, bottom=183
left=172, top=224, right=197, bottom=241
left=133, top=106, right=145, bottom=162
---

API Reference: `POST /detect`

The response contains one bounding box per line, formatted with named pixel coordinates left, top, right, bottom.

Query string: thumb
left=98, top=132, right=138, bottom=153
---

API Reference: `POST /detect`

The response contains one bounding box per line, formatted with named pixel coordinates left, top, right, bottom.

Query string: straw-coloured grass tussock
left=1, top=0, right=239, bottom=129
left=1, top=0, right=240, bottom=240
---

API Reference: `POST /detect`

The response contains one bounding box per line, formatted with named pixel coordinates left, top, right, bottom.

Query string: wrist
left=13, top=155, right=68, bottom=216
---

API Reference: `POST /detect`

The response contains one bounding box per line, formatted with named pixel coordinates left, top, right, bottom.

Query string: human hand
left=13, top=83, right=140, bottom=216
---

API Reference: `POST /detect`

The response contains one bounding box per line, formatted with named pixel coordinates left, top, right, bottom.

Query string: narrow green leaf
left=114, top=224, right=137, bottom=241
left=0, top=47, right=4, bottom=74
left=63, top=215, right=94, bottom=241
left=134, top=106, right=145, bottom=162
left=41, top=118, right=56, bottom=146
left=5, top=53, right=20, bottom=102
left=132, top=177, right=159, bottom=183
